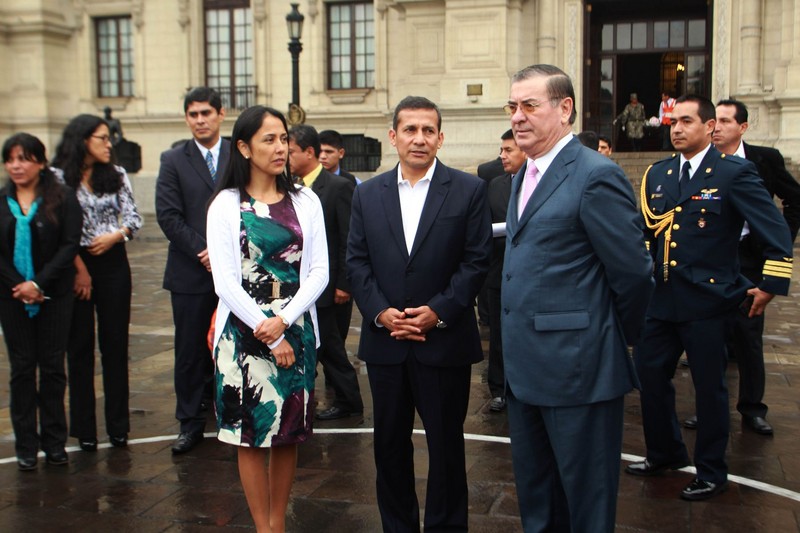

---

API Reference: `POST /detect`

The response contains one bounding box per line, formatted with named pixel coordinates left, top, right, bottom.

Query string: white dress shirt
left=397, top=159, right=437, bottom=253
left=194, top=137, right=222, bottom=172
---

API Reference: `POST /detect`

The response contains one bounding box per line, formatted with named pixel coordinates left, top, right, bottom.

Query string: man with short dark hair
left=628, top=94, right=793, bottom=501
left=598, top=134, right=613, bottom=157
left=682, top=99, right=800, bottom=436
left=156, top=87, right=228, bottom=454
left=318, top=129, right=357, bottom=185
left=348, top=95, right=491, bottom=531
left=288, top=124, right=362, bottom=421
left=485, top=129, right=525, bottom=413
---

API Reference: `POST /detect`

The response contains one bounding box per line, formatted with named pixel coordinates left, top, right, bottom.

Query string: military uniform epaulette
left=649, top=153, right=679, bottom=168
left=716, top=152, right=748, bottom=166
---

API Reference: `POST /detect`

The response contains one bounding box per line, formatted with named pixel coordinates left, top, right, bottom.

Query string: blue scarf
left=6, top=196, right=41, bottom=317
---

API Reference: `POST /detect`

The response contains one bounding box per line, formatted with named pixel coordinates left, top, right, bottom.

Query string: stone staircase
left=610, top=151, right=800, bottom=196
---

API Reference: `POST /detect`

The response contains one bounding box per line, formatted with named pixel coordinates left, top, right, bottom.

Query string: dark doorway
left=615, top=54, right=661, bottom=151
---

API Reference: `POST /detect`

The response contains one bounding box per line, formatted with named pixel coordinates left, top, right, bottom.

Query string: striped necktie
left=205, top=150, right=216, bottom=181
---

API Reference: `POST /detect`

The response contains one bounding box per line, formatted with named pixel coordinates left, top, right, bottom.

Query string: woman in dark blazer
left=0, top=133, right=82, bottom=470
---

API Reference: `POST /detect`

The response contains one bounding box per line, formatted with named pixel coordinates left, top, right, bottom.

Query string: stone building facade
left=1, top=0, right=799, bottom=213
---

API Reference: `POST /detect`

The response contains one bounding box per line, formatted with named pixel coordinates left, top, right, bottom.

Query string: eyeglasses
left=91, top=135, right=111, bottom=143
left=503, top=98, right=561, bottom=116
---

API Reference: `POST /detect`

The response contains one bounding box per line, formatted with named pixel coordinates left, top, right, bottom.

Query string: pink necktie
left=519, top=162, right=540, bottom=216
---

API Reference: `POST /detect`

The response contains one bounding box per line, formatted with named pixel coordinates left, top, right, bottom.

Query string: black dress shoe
left=315, top=406, right=363, bottom=421
left=489, top=397, right=507, bottom=412
left=680, top=478, right=728, bottom=501
left=79, top=438, right=98, bottom=452
left=743, top=416, right=773, bottom=435
left=45, top=450, right=69, bottom=466
left=17, top=457, right=37, bottom=471
left=171, top=431, right=204, bottom=454
left=109, top=434, right=128, bottom=448
left=683, top=415, right=698, bottom=429
left=625, top=458, right=690, bottom=477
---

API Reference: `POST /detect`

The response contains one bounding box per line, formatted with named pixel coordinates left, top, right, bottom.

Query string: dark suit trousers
left=726, top=273, right=768, bottom=419
left=0, top=294, right=73, bottom=457
left=335, top=299, right=353, bottom=342
left=367, top=358, right=471, bottom=533
left=171, top=290, right=217, bottom=434
left=635, top=313, right=732, bottom=484
left=507, top=388, right=624, bottom=533
left=316, top=304, right=362, bottom=411
left=486, top=287, right=505, bottom=398
left=68, top=244, right=131, bottom=439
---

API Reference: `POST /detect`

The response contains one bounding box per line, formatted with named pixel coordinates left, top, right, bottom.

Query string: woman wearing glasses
left=53, top=114, right=143, bottom=452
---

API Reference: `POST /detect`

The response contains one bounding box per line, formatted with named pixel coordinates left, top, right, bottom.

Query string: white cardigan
left=206, top=187, right=329, bottom=350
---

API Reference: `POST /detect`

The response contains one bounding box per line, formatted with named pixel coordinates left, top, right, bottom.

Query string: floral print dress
left=214, top=193, right=316, bottom=448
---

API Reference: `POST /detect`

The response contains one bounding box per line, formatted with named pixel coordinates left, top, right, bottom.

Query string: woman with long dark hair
left=0, top=133, right=82, bottom=470
left=53, top=114, right=142, bottom=451
left=206, top=106, right=328, bottom=532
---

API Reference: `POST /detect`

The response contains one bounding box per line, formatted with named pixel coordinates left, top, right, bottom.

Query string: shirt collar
left=528, top=132, right=574, bottom=177
left=679, top=143, right=713, bottom=179
left=302, top=163, right=324, bottom=188
left=397, top=159, right=437, bottom=186
left=733, top=141, right=746, bottom=158
left=194, top=137, right=222, bottom=161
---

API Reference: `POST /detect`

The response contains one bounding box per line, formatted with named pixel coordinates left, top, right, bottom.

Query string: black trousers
left=0, top=294, right=73, bottom=457
left=367, top=358, right=471, bottom=533
left=316, top=304, right=362, bottom=411
left=486, top=286, right=505, bottom=398
left=171, top=290, right=217, bottom=434
left=68, top=244, right=131, bottom=439
left=727, top=295, right=768, bottom=418
left=635, top=312, right=732, bottom=484
left=335, top=299, right=353, bottom=342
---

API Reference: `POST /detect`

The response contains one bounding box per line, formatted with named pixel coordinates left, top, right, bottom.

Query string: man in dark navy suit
left=156, top=87, right=229, bottom=454
left=627, top=95, right=793, bottom=501
left=347, top=96, right=491, bottom=532
left=683, top=99, right=800, bottom=435
left=502, top=65, right=653, bottom=533
left=485, top=129, right=525, bottom=413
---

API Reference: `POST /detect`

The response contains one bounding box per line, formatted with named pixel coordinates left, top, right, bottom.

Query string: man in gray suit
left=156, top=87, right=229, bottom=454
left=502, top=65, right=654, bottom=532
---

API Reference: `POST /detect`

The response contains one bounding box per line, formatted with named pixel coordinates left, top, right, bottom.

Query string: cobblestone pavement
left=0, top=226, right=798, bottom=531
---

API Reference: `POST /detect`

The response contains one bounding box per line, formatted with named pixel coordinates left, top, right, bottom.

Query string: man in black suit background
left=288, top=125, right=363, bottom=421
left=156, top=87, right=229, bottom=454
left=319, top=129, right=358, bottom=186
left=685, top=99, right=800, bottom=435
left=485, top=129, right=525, bottom=413
left=347, top=96, right=491, bottom=531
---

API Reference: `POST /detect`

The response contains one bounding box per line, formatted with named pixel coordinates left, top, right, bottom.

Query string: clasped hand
left=12, top=281, right=44, bottom=305
left=254, top=316, right=295, bottom=368
left=379, top=305, right=439, bottom=342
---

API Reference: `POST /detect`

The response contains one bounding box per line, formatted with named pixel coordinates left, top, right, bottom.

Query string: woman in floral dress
left=206, top=106, right=328, bottom=533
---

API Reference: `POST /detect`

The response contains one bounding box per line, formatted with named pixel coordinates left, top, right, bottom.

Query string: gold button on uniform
left=670, top=242, right=677, bottom=248
left=710, top=278, right=715, bottom=283
left=669, top=260, right=677, bottom=267
left=673, top=224, right=680, bottom=230
left=701, top=208, right=706, bottom=213
left=675, top=206, right=683, bottom=212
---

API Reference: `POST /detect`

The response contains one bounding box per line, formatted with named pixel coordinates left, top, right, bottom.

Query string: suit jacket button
left=669, top=260, right=677, bottom=267
left=504, top=308, right=510, bottom=314
left=505, top=274, right=511, bottom=280
left=709, top=278, right=715, bottom=283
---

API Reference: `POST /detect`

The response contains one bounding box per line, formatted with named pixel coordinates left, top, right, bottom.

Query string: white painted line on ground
left=2, top=430, right=798, bottom=503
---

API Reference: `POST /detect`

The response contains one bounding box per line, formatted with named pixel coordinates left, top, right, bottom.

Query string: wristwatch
left=277, top=314, right=290, bottom=328
left=435, top=319, right=447, bottom=329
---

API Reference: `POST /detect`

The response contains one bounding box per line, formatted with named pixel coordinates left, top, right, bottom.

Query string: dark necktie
left=678, top=161, right=691, bottom=195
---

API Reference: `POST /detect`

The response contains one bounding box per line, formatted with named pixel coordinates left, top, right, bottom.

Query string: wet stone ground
left=0, top=225, right=798, bottom=531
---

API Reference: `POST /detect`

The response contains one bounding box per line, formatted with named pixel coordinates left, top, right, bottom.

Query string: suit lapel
left=380, top=168, right=409, bottom=261
left=506, top=165, right=525, bottom=239
left=409, top=162, right=450, bottom=261
left=217, top=140, right=230, bottom=179
left=515, top=138, right=580, bottom=233
left=185, top=141, right=216, bottom=191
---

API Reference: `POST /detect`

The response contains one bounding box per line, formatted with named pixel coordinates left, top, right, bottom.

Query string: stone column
left=738, top=0, right=763, bottom=93
left=537, top=0, right=557, bottom=65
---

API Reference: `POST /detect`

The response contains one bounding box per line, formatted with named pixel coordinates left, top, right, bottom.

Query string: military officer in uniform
left=626, top=94, right=793, bottom=501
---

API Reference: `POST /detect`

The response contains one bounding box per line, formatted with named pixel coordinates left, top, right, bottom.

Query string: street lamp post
left=286, top=3, right=305, bottom=124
